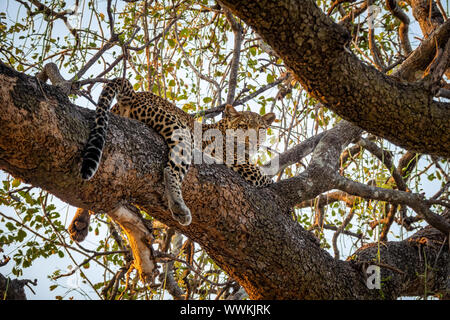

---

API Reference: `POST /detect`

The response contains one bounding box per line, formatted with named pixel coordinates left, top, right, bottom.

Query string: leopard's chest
left=199, top=125, right=254, bottom=164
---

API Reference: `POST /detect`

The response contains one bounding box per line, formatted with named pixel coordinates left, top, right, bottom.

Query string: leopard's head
left=220, top=104, right=276, bottom=156
left=223, top=104, right=276, bottom=131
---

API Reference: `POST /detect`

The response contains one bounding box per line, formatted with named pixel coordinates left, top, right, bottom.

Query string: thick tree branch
left=421, top=37, right=450, bottom=94
left=407, top=0, right=445, bottom=37
left=271, top=120, right=363, bottom=206
left=219, top=0, right=450, bottom=157
left=393, top=18, right=450, bottom=81
left=262, top=130, right=325, bottom=175
left=0, top=63, right=448, bottom=299
left=350, top=227, right=449, bottom=298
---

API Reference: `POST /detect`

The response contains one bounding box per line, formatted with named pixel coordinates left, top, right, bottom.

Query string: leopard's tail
left=80, top=78, right=133, bottom=180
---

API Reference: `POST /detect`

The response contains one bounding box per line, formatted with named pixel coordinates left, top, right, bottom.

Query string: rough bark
left=0, top=63, right=448, bottom=299
left=393, top=18, right=450, bottom=82
left=0, top=273, right=36, bottom=300
left=219, top=0, right=450, bottom=157
left=407, top=0, right=445, bottom=37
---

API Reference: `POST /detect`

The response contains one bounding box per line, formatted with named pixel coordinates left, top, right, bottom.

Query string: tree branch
left=1, top=63, right=448, bottom=299
left=386, top=0, right=412, bottom=55
left=198, top=73, right=289, bottom=119
left=219, top=0, right=450, bottom=157
left=335, top=175, right=450, bottom=234
left=223, top=7, right=243, bottom=104
left=0, top=273, right=37, bottom=300
left=393, top=11, right=450, bottom=81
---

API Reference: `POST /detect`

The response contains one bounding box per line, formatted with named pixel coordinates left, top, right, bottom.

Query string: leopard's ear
left=224, top=104, right=240, bottom=118
left=262, top=112, right=276, bottom=126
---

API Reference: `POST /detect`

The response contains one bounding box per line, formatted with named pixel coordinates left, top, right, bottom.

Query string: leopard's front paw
left=164, top=168, right=192, bottom=226
left=168, top=197, right=192, bottom=226
left=68, top=208, right=91, bottom=242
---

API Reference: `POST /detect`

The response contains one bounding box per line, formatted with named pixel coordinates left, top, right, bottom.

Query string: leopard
left=72, top=78, right=275, bottom=241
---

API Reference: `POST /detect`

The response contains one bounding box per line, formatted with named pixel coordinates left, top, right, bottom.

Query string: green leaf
left=17, top=229, right=26, bottom=242
left=12, top=266, right=22, bottom=277
left=182, top=103, right=195, bottom=112
left=436, top=171, right=441, bottom=180
left=5, top=222, right=16, bottom=231
left=3, top=180, right=10, bottom=191
left=167, top=38, right=176, bottom=48
left=12, top=178, right=21, bottom=188
left=259, top=105, right=266, bottom=115
left=203, top=97, right=212, bottom=104
left=266, top=73, right=274, bottom=83
left=179, top=28, right=190, bottom=38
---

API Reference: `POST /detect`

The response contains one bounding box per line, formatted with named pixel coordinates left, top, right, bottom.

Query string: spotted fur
left=80, top=78, right=275, bottom=228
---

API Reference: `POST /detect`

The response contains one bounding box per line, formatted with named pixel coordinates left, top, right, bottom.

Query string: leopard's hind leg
left=68, top=208, right=91, bottom=242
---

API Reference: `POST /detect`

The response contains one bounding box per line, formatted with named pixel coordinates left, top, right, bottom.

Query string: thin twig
left=197, top=73, right=289, bottom=118
left=223, top=8, right=243, bottom=104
